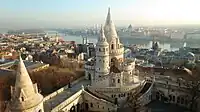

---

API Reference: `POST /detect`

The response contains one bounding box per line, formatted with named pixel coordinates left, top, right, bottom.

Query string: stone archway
left=156, top=90, right=165, bottom=101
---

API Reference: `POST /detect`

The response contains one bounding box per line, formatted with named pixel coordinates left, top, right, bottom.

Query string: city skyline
left=1, top=0, right=200, bottom=29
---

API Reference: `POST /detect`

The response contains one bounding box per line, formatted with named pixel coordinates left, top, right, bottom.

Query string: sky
left=0, top=0, right=200, bottom=29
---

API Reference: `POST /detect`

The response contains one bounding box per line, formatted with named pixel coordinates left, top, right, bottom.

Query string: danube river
left=58, top=33, right=178, bottom=51
left=47, top=30, right=200, bottom=51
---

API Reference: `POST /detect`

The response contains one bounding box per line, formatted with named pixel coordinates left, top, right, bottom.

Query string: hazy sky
left=0, top=0, right=200, bottom=29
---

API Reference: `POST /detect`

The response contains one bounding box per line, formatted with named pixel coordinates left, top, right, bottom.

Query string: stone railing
left=110, top=48, right=124, bottom=56
left=0, top=60, right=15, bottom=68
left=84, top=64, right=95, bottom=70
left=94, top=75, right=110, bottom=84
left=90, top=81, right=143, bottom=93
left=43, top=76, right=85, bottom=102
left=86, top=87, right=115, bottom=103
left=83, top=89, right=117, bottom=107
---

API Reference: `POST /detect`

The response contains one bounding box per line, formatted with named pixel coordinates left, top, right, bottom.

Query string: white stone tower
left=7, top=56, right=44, bottom=112
left=95, top=25, right=110, bottom=78
left=104, top=8, right=124, bottom=63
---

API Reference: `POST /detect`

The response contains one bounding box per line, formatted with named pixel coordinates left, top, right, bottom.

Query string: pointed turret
left=15, top=55, right=35, bottom=95
left=98, top=25, right=108, bottom=43
left=95, top=25, right=110, bottom=80
left=8, top=55, right=44, bottom=111
left=104, top=8, right=124, bottom=63
left=104, top=7, right=118, bottom=42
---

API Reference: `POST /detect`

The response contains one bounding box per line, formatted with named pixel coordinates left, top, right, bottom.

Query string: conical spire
left=104, top=7, right=118, bottom=42
left=14, top=55, right=35, bottom=97
left=8, top=55, right=44, bottom=111
left=99, top=24, right=106, bottom=41
left=97, top=25, right=108, bottom=45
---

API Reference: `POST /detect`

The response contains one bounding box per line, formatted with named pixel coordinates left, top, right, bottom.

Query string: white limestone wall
left=95, top=43, right=110, bottom=78
left=153, top=84, right=191, bottom=108
left=93, top=76, right=110, bottom=87
left=83, top=90, right=117, bottom=112
left=138, top=83, right=153, bottom=106
left=12, top=101, right=44, bottom=112
left=110, top=47, right=124, bottom=62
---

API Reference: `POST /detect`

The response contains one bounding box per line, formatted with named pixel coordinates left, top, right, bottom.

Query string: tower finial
left=99, top=24, right=106, bottom=41
left=106, top=7, right=111, bottom=24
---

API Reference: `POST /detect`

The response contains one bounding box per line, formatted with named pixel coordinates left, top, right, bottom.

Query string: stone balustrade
left=110, top=48, right=124, bottom=56
left=44, top=77, right=85, bottom=102
left=84, top=64, right=95, bottom=70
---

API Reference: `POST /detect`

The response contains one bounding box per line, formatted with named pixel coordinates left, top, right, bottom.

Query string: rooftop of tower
left=104, top=7, right=118, bottom=40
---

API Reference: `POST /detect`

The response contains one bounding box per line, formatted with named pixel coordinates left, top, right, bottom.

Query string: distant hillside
left=7, top=29, right=45, bottom=34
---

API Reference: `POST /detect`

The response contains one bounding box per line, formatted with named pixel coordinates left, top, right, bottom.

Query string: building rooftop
left=0, top=60, right=48, bottom=70
left=0, top=68, right=13, bottom=76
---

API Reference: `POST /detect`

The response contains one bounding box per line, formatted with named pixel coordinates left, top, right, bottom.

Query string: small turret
left=95, top=25, right=110, bottom=78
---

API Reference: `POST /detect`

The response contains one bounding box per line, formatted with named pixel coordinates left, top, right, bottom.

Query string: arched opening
left=85, top=103, right=89, bottom=111
left=115, top=98, right=118, bottom=105
left=181, top=97, right=184, bottom=104
left=77, top=103, right=80, bottom=112
left=70, top=105, right=76, bottom=112
left=169, top=95, right=172, bottom=102
left=111, top=44, right=114, bottom=49
left=118, top=79, right=120, bottom=83
left=156, top=92, right=160, bottom=100
left=88, top=73, right=91, bottom=80
left=90, top=103, right=93, bottom=107
left=177, top=96, right=180, bottom=104
left=38, top=109, right=42, bottom=112
left=21, top=97, right=24, bottom=101
left=173, top=96, right=175, bottom=102
left=111, top=57, right=118, bottom=67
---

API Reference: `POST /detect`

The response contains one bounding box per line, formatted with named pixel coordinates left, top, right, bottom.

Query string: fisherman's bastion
left=4, top=8, right=200, bottom=112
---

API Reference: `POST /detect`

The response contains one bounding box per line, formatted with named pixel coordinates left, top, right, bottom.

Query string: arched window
left=90, top=103, right=93, bottom=107
left=112, top=79, right=115, bottom=83
left=118, top=79, right=120, bottom=83
left=181, top=98, right=184, bottom=104
left=185, top=99, right=188, bottom=105
left=172, top=96, right=175, bottom=102
left=21, top=97, right=24, bottom=101
left=177, top=97, right=180, bottom=103
left=111, top=44, right=114, bottom=49
left=38, top=109, right=42, bottom=112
